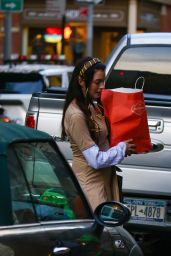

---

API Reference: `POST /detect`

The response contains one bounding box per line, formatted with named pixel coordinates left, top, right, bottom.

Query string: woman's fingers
left=125, top=139, right=137, bottom=156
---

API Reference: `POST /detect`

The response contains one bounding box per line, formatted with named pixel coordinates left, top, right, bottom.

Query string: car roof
left=0, top=122, right=51, bottom=154
left=128, top=32, right=171, bottom=45
left=0, top=64, right=74, bottom=74
left=40, top=66, right=74, bottom=75
left=105, top=32, right=171, bottom=75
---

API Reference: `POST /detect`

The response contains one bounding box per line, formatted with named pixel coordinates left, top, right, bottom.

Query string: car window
left=0, top=73, right=45, bottom=93
left=8, top=141, right=90, bottom=224
left=106, top=46, right=171, bottom=95
left=47, top=75, right=62, bottom=87
left=8, top=147, right=37, bottom=224
left=2, top=80, right=43, bottom=93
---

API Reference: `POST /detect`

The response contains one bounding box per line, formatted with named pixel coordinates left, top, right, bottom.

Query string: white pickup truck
left=26, top=33, right=171, bottom=255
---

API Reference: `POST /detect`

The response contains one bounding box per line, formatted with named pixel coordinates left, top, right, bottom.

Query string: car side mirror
left=94, top=201, right=131, bottom=227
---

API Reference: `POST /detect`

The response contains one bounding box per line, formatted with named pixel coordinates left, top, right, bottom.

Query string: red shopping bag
left=101, top=78, right=152, bottom=153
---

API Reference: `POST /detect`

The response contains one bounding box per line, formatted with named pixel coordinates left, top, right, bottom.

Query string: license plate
left=123, top=197, right=166, bottom=222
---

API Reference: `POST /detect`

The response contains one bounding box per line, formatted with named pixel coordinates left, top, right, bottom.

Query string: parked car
left=0, top=122, right=143, bottom=256
left=0, top=64, right=74, bottom=125
left=105, top=32, right=171, bottom=253
left=0, top=64, right=74, bottom=89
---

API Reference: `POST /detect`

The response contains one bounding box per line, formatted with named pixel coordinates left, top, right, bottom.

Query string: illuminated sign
left=44, top=26, right=72, bottom=43
left=64, top=26, right=72, bottom=39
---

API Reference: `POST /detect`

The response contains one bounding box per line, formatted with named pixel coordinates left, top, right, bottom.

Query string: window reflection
left=8, top=141, right=90, bottom=224
left=106, top=46, right=171, bottom=95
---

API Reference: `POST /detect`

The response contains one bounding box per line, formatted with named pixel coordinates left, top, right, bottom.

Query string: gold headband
left=79, top=58, right=101, bottom=78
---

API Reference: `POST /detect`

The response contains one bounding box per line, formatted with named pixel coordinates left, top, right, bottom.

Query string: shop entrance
left=28, top=27, right=62, bottom=58
left=28, top=25, right=86, bottom=65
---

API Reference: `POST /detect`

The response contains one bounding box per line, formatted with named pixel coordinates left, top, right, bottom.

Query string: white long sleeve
left=82, top=142, right=126, bottom=169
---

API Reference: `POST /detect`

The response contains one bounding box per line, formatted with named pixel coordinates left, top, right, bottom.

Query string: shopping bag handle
left=135, top=76, right=145, bottom=89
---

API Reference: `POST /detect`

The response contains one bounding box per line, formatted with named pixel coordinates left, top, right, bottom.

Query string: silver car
left=105, top=32, right=171, bottom=254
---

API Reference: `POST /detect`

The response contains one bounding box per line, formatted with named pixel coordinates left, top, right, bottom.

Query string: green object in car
left=40, top=188, right=75, bottom=219
left=40, top=188, right=67, bottom=205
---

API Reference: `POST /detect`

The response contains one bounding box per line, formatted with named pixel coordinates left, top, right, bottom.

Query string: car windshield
left=1, top=80, right=43, bottom=94
left=0, top=73, right=45, bottom=93
left=8, top=141, right=91, bottom=223
left=47, top=75, right=62, bottom=87
left=106, top=46, right=171, bottom=95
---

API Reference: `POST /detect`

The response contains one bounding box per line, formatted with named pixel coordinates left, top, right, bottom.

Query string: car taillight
left=25, top=115, right=36, bottom=128
left=0, top=117, right=10, bottom=123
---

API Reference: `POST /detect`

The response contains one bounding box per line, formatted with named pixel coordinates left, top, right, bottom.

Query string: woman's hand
left=125, top=139, right=136, bottom=156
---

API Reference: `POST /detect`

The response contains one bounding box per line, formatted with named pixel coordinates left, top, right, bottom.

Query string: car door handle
left=52, top=246, right=70, bottom=255
left=148, top=119, right=164, bottom=133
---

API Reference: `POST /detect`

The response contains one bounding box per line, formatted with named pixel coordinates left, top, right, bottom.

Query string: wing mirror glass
left=94, top=201, right=131, bottom=227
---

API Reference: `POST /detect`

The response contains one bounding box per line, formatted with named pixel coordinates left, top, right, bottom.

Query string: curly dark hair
left=61, top=56, right=106, bottom=142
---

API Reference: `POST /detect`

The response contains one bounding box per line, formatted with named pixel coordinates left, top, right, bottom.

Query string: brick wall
left=12, top=13, right=21, bottom=53
left=161, top=5, right=171, bottom=31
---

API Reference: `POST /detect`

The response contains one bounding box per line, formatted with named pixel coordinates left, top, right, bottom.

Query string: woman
left=61, top=57, right=136, bottom=210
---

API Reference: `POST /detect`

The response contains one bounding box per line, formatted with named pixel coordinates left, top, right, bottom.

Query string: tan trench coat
left=64, top=100, right=120, bottom=211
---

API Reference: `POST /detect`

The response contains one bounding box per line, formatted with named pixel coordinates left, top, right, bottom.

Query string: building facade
left=0, top=0, right=171, bottom=64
